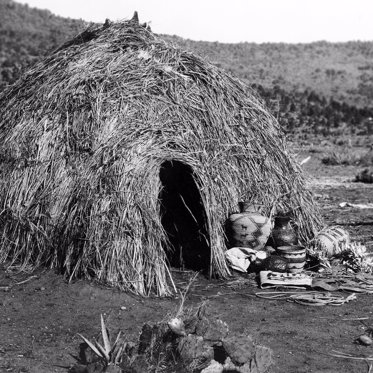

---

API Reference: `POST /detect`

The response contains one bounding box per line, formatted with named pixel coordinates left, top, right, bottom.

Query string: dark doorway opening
left=159, top=160, right=210, bottom=272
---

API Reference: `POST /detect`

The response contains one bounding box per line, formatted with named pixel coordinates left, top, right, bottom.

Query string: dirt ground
left=0, top=142, right=373, bottom=373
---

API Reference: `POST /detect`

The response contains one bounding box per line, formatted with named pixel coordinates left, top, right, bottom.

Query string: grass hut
left=0, top=15, right=322, bottom=295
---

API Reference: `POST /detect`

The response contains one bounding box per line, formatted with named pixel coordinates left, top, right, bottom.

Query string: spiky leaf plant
left=78, top=315, right=124, bottom=369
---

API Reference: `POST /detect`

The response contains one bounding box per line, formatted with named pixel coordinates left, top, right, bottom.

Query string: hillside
left=0, top=0, right=87, bottom=88
left=1, top=0, right=372, bottom=135
left=164, top=36, right=373, bottom=108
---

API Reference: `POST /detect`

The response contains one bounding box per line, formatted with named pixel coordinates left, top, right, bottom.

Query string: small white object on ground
left=168, top=317, right=186, bottom=336
left=200, top=359, right=224, bottom=373
left=339, top=202, right=373, bottom=209
left=300, top=156, right=311, bottom=165
left=357, top=334, right=373, bottom=346
left=225, top=247, right=257, bottom=272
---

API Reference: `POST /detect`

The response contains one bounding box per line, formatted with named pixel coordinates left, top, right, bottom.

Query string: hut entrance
left=159, top=160, right=210, bottom=272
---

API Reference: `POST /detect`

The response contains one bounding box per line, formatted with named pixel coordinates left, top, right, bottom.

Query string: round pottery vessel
left=276, top=245, right=306, bottom=273
left=271, top=216, right=297, bottom=248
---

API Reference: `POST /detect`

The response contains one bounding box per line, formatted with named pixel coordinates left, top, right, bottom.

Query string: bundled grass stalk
left=0, top=16, right=322, bottom=295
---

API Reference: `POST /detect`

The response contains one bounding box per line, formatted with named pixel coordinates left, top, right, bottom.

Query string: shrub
left=321, top=147, right=373, bottom=166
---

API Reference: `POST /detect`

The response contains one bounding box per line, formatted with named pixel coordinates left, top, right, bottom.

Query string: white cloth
left=225, top=247, right=257, bottom=272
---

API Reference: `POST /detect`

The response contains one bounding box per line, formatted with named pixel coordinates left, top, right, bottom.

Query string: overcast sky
left=15, top=0, right=373, bottom=43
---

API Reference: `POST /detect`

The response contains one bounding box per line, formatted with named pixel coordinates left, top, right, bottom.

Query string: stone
left=222, top=334, right=255, bottom=365
left=200, top=359, right=224, bottom=373
left=125, top=355, right=151, bottom=373
left=223, top=357, right=237, bottom=371
left=358, top=334, right=373, bottom=346
left=137, top=324, right=153, bottom=354
left=223, top=345, right=273, bottom=373
left=105, top=365, right=122, bottom=373
left=239, top=361, right=253, bottom=373
left=137, top=323, right=171, bottom=356
left=195, top=317, right=229, bottom=341
left=252, top=345, right=273, bottom=373
left=86, top=361, right=105, bottom=373
left=184, top=316, right=199, bottom=335
left=195, top=317, right=209, bottom=336
left=178, top=334, right=214, bottom=363
left=78, top=343, right=95, bottom=364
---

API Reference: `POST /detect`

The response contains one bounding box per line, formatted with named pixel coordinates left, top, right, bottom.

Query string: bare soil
left=1, top=143, right=373, bottom=373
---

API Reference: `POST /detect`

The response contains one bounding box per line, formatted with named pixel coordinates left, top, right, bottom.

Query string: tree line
left=1, top=0, right=372, bottom=136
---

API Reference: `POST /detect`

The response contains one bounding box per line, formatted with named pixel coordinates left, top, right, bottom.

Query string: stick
left=342, top=317, right=370, bottom=321
left=15, top=275, right=38, bottom=286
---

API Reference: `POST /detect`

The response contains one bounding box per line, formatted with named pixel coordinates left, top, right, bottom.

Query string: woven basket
left=229, top=212, right=272, bottom=251
left=276, top=245, right=306, bottom=273
left=314, top=226, right=350, bottom=257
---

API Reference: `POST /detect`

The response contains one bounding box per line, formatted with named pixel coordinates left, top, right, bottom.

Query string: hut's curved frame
left=0, top=17, right=322, bottom=295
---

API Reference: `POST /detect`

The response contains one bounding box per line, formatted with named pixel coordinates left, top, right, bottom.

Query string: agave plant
left=78, top=314, right=124, bottom=369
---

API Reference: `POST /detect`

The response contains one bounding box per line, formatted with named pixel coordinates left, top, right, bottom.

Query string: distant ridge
left=162, top=35, right=373, bottom=108
left=0, top=0, right=87, bottom=88
left=1, top=0, right=372, bottom=134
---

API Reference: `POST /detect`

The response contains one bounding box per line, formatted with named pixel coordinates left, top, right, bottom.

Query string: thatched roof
left=0, top=15, right=322, bottom=295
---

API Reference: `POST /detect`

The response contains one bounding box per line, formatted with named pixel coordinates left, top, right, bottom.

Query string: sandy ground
left=0, top=143, right=372, bottom=373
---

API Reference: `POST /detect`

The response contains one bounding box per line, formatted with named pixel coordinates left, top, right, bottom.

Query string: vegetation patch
left=321, top=147, right=373, bottom=166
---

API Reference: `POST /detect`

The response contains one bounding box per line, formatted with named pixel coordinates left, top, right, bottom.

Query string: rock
left=125, top=355, right=151, bottom=373
left=138, top=324, right=153, bottom=354
left=105, top=365, right=122, bottom=373
left=178, top=334, right=214, bottom=363
left=194, top=317, right=210, bottom=337
left=222, top=344, right=273, bottom=373
left=251, top=345, right=274, bottom=373
left=200, top=359, right=224, bottom=373
left=358, top=334, right=373, bottom=346
left=239, top=361, right=253, bottom=373
left=184, top=316, right=199, bottom=335
left=355, top=168, right=373, bottom=183
left=123, top=341, right=137, bottom=358
left=86, top=361, right=105, bottom=373
left=223, top=357, right=237, bottom=371
left=222, top=334, right=255, bottom=365
left=195, top=317, right=229, bottom=341
left=137, top=323, right=171, bottom=355
left=78, top=342, right=95, bottom=364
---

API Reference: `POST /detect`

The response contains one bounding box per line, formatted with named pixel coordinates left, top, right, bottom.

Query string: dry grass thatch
left=0, top=15, right=322, bottom=295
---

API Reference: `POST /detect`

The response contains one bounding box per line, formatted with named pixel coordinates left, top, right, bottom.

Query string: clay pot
left=271, top=215, right=297, bottom=248
left=229, top=210, right=272, bottom=251
left=276, top=245, right=306, bottom=273
left=261, top=255, right=289, bottom=272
